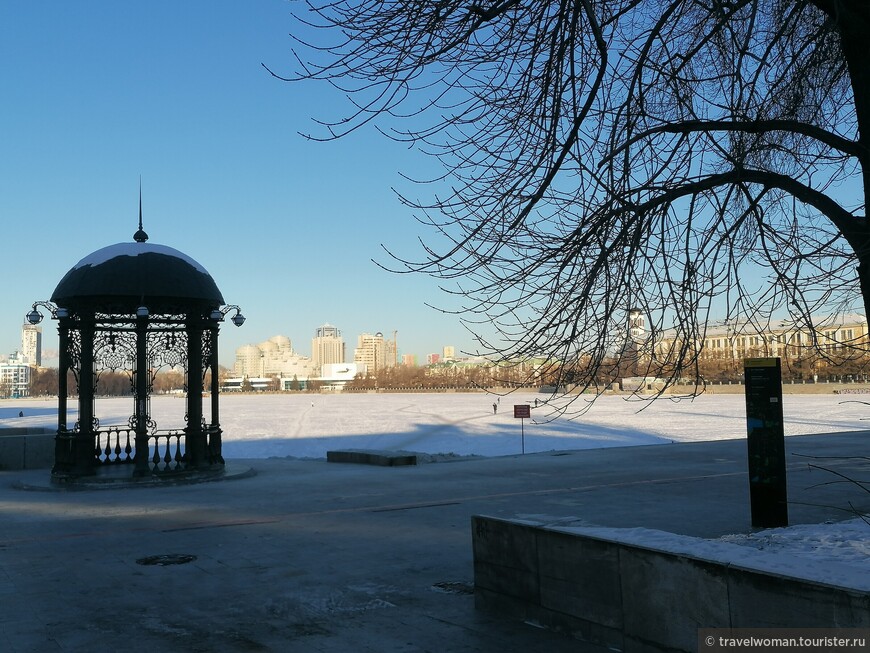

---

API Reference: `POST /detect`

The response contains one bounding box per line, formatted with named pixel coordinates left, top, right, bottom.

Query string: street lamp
left=210, top=305, right=246, bottom=326
left=26, top=301, right=68, bottom=325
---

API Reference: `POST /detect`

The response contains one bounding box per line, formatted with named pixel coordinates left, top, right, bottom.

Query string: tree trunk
left=822, top=1, right=870, bottom=315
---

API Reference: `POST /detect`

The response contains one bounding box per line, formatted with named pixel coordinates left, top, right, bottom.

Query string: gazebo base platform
left=14, top=463, right=255, bottom=491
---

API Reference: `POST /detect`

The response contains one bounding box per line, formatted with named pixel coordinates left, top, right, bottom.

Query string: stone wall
left=0, top=428, right=54, bottom=470
left=472, top=515, right=870, bottom=653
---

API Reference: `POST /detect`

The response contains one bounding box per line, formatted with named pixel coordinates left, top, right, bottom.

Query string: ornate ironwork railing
left=95, top=427, right=134, bottom=465
left=149, top=429, right=185, bottom=473
left=93, top=427, right=185, bottom=473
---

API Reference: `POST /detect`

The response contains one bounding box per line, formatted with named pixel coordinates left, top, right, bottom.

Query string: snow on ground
left=4, top=391, right=869, bottom=460
left=719, top=517, right=870, bottom=582
left=538, top=518, right=870, bottom=591
left=2, top=391, right=868, bottom=574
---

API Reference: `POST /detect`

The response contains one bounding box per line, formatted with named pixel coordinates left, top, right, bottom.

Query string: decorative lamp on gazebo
left=26, top=203, right=244, bottom=482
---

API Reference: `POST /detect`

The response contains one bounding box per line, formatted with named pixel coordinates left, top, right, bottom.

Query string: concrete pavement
left=1, top=431, right=869, bottom=652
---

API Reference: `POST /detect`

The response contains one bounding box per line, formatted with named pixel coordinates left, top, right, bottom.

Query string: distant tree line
left=27, top=368, right=224, bottom=397
left=27, top=353, right=865, bottom=399
left=689, top=351, right=870, bottom=385
left=344, top=361, right=564, bottom=391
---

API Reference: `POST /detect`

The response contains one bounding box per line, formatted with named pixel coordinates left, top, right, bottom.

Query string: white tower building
left=628, top=308, right=646, bottom=341
left=21, top=324, right=42, bottom=367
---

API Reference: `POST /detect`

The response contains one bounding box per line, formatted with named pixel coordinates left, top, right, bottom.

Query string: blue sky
left=0, top=1, right=485, bottom=364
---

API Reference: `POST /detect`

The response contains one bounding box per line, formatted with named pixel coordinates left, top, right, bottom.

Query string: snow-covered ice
left=5, top=391, right=868, bottom=460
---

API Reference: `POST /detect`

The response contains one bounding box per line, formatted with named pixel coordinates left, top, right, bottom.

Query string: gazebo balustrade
left=92, top=425, right=190, bottom=473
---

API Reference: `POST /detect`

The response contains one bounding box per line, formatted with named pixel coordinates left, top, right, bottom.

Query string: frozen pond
left=4, top=391, right=869, bottom=460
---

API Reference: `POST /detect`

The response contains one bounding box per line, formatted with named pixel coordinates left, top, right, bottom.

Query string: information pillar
left=744, top=357, right=788, bottom=528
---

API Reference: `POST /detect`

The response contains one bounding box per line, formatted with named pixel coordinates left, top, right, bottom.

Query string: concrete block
left=326, top=449, right=417, bottom=466
left=474, top=558, right=539, bottom=604
left=727, top=570, right=870, bottom=628
left=472, top=516, right=540, bottom=603
left=472, top=515, right=870, bottom=653
left=0, top=437, right=25, bottom=470
left=23, top=434, right=55, bottom=469
left=620, top=548, right=730, bottom=652
left=537, top=529, right=623, bottom=629
left=472, top=517, right=539, bottom=573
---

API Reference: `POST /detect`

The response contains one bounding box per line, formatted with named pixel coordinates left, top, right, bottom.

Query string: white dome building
left=234, top=344, right=264, bottom=377
left=233, top=336, right=317, bottom=383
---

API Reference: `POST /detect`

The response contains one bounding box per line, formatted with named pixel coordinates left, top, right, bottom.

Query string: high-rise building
left=354, top=332, right=384, bottom=373
left=312, top=324, right=345, bottom=368
left=401, top=354, right=417, bottom=367
left=385, top=332, right=398, bottom=368
left=443, top=345, right=455, bottom=361
left=426, top=353, right=441, bottom=365
left=354, top=331, right=397, bottom=374
left=21, top=324, right=42, bottom=367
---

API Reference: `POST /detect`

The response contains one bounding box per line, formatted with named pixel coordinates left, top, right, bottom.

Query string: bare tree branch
left=277, top=0, right=870, bottom=412
left=601, top=119, right=869, bottom=166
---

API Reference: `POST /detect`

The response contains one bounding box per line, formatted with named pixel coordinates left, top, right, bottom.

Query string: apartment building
left=0, top=352, right=31, bottom=398
left=655, top=314, right=869, bottom=361
left=354, top=332, right=397, bottom=374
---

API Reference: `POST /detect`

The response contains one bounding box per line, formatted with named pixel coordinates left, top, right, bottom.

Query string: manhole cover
left=431, top=581, right=474, bottom=595
left=136, top=554, right=197, bottom=566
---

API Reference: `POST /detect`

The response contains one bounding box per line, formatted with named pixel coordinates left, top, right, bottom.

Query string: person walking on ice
left=492, top=402, right=498, bottom=414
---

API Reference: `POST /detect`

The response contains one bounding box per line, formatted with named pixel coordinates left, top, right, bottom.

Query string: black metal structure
left=27, top=214, right=244, bottom=481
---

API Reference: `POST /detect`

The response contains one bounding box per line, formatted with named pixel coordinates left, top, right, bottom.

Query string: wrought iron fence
left=149, top=429, right=184, bottom=472
left=93, top=427, right=185, bottom=473
left=95, top=426, right=134, bottom=465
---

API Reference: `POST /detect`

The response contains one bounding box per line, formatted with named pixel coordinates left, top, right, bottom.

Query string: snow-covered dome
left=51, top=240, right=224, bottom=313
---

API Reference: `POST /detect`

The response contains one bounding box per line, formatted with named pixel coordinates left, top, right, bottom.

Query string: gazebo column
left=133, top=313, right=151, bottom=476
left=74, top=319, right=97, bottom=476
left=52, top=318, right=72, bottom=475
left=185, top=320, right=207, bottom=469
left=208, top=321, right=224, bottom=465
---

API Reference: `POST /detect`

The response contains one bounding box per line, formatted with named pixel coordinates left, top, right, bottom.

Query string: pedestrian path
left=1, top=431, right=868, bottom=652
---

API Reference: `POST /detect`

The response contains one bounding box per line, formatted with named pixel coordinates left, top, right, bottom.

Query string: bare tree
left=29, top=367, right=59, bottom=397
left=271, top=1, right=869, bottom=407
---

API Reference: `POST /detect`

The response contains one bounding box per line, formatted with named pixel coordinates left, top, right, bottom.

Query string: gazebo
left=27, top=215, right=244, bottom=482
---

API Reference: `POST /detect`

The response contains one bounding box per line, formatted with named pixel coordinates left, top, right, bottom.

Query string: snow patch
left=72, top=242, right=209, bottom=273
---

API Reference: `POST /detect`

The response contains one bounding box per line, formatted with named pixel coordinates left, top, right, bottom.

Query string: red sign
left=513, top=404, right=531, bottom=419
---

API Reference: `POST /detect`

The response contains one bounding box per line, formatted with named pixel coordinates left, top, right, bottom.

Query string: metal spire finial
left=133, top=179, right=149, bottom=243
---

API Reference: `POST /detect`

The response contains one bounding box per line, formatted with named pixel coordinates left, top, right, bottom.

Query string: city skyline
left=4, top=317, right=460, bottom=371
left=233, top=325, right=458, bottom=374
left=0, top=2, right=489, bottom=367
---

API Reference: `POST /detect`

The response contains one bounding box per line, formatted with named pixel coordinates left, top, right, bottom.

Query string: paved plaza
left=2, top=431, right=869, bottom=652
